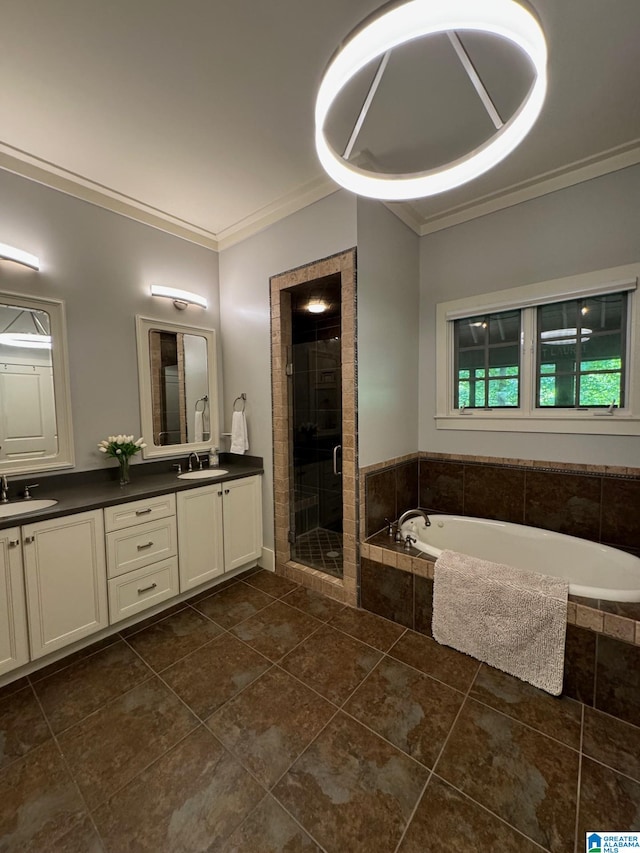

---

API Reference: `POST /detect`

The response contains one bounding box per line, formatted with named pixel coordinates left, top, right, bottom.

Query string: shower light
left=0, top=242, right=40, bottom=270
left=150, top=285, right=207, bottom=310
left=315, top=0, right=547, bottom=200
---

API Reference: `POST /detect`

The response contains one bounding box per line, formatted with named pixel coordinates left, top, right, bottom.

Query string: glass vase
left=118, top=455, right=130, bottom=486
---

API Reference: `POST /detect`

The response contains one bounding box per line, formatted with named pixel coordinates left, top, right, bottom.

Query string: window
left=455, top=310, right=520, bottom=408
left=436, top=263, right=640, bottom=436
left=536, top=293, right=626, bottom=408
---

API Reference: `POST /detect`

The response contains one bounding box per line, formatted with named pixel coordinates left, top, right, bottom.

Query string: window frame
left=435, top=263, right=640, bottom=435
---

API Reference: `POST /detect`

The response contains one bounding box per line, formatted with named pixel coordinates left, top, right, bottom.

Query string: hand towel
left=194, top=409, right=204, bottom=442
left=432, top=549, right=568, bottom=695
left=230, top=410, right=249, bottom=454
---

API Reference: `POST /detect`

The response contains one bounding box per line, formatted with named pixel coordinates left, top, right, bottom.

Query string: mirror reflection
left=0, top=303, right=58, bottom=461
left=136, top=315, right=218, bottom=460
left=149, top=330, right=210, bottom=446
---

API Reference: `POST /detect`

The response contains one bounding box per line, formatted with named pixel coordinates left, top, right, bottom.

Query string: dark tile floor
left=1, top=570, right=639, bottom=852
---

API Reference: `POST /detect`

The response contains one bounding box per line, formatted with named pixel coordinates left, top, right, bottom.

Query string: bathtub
left=399, top=514, right=640, bottom=603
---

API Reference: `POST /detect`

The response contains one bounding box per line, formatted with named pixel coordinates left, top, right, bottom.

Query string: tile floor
left=1, top=569, right=639, bottom=852
left=292, top=528, right=343, bottom=578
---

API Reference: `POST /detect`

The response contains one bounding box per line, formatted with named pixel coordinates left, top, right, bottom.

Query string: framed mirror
left=0, top=291, right=74, bottom=474
left=135, top=316, right=219, bottom=459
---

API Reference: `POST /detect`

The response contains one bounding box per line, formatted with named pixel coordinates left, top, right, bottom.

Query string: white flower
left=116, top=435, right=124, bottom=444
left=134, top=437, right=144, bottom=447
left=115, top=448, right=122, bottom=454
left=98, top=446, right=107, bottom=452
left=140, top=442, right=147, bottom=448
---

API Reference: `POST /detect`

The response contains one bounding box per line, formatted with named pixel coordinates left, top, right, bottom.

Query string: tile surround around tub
left=360, top=451, right=640, bottom=728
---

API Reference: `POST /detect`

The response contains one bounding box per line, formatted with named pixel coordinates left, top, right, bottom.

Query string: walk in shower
left=288, top=275, right=343, bottom=577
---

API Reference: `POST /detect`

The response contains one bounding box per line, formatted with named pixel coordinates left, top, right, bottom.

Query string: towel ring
left=195, top=394, right=208, bottom=413
left=233, top=393, right=246, bottom=412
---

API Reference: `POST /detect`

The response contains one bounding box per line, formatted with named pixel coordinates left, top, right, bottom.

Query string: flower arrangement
left=98, top=434, right=146, bottom=485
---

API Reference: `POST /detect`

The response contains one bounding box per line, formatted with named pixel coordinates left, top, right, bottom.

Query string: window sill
left=435, top=413, right=640, bottom=436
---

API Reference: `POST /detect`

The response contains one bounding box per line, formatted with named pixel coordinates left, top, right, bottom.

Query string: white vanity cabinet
left=0, top=527, right=29, bottom=676
left=23, top=510, right=108, bottom=660
left=177, top=475, right=262, bottom=592
left=222, top=476, right=263, bottom=572
left=104, top=494, right=179, bottom=623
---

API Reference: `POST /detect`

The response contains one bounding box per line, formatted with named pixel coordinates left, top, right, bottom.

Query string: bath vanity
left=0, top=465, right=263, bottom=680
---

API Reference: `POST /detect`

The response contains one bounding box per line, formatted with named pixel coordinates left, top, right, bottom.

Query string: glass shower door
left=288, top=277, right=343, bottom=578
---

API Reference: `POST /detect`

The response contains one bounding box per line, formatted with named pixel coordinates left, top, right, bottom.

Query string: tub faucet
left=397, top=509, right=431, bottom=529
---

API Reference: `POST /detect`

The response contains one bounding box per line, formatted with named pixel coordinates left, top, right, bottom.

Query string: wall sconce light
left=0, top=242, right=40, bottom=270
left=150, top=285, right=208, bottom=310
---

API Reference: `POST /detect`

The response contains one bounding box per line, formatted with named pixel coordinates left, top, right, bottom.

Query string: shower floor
left=292, top=527, right=343, bottom=577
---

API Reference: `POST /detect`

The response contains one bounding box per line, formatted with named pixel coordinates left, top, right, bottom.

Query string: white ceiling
left=1, top=0, right=639, bottom=250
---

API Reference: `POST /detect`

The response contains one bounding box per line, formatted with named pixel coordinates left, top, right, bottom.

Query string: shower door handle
left=333, top=445, right=342, bottom=476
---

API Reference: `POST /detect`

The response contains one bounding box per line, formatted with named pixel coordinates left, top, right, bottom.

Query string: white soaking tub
left=399, top=514, right=640, bottom=603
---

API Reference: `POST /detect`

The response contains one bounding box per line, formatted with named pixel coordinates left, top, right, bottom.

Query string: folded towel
left=432, top=549, right=568, bottom=695
left=230, top=410, right=249, bottom=454
left=194, top=409, right=204, bottom=442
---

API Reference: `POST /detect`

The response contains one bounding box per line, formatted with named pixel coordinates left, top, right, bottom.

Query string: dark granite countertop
left=0, top=454, right=263, bottom=531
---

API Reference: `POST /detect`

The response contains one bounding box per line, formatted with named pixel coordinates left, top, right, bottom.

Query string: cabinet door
left=223, top=476, right=263, bottom=572
left=0, top=527, right=29, bottom=676
left=23, top=510, right=108, bottom=659
left=177, top=485, right=224, bottom=591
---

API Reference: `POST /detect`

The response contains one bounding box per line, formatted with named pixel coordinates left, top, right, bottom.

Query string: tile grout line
left=429, top=770, right=553, bottom=853
left=27, top=679, right=107, bottom=852
left=392, top=660, right=482, bottom=853
left=573, top=702, right=585, bottom=853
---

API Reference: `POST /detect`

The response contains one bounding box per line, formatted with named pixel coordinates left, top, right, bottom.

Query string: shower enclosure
left=288, top=275, right=343, bottom=577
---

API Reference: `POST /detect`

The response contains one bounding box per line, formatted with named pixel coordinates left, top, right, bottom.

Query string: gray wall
left=357, top=199, right=420, bottom=467
left=219, top=190, right=357, bottom=550
left=419, top=164, right=640, bottom=467
left=0, top=169, right=220, bottom=471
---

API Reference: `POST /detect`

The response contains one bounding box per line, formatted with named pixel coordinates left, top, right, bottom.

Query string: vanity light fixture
left=314, top=0, right=548, bottom=200
left=150, top=285, right=208, bottom=310
left=0, top=242, right=40, bottom=270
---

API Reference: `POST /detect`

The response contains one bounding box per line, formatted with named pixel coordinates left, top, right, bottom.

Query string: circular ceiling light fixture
left=307, top=300, right=329, bottom=314
left=315, top=0, right=547, bottom=200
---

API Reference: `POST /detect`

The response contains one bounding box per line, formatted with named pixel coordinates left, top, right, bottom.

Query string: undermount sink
left=177, top=469, right=229, bottom=480
left=0, top=499, right=58, bottom=518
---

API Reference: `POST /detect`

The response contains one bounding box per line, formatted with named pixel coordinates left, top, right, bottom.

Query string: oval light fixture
left=307, top=300, right=329, bottom=314
left=315, top=0, right=547, bottom=200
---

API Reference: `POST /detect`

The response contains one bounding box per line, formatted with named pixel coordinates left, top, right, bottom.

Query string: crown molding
left=2, top=137, right=639, bottom=253
left=0, top=143, right=340, bottom=255
left=0, top=144, right=220, bottom=251
left=215, top=174, right=339, bottom=250
left=415, top=138, right=640, bottom=236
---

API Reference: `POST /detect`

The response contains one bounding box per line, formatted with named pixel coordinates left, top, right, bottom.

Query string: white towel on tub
left=432, top=549, right=568, bottom=696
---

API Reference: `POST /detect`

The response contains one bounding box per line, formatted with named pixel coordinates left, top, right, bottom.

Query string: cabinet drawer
left=108, top=558, right=179, bottom=624
left=104, top=494, right=176, bottom=532
left=106, top=517, right=177, bottom=579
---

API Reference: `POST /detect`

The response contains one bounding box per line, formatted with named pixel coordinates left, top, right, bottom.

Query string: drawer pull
left=137, top=541, right=154, bottom=550
left=24, top=536, right=35, bottom=544
left=137, top=583, right=157, bottom=595
left=9, top=539, right=19, bottom=547
left=135, top=508, right=153, bottom=516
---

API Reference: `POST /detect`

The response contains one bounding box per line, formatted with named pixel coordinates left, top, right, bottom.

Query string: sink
left=0, top=499, right=58, bottom=518
left=178, top=469, right=229, bottom=480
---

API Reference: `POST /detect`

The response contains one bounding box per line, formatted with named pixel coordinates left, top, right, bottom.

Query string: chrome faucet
left=187, top=451, right=202, bottom=472
left=397, top=509, right=431, bottom=531
left=0, top=475, right=8, bottom=504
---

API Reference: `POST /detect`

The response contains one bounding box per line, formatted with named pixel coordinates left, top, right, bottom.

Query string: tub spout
left=397, top=509, right=431, bottom=529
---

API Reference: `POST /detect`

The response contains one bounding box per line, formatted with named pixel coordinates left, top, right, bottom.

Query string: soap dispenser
left=209, top=447, right=219, bottom=468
